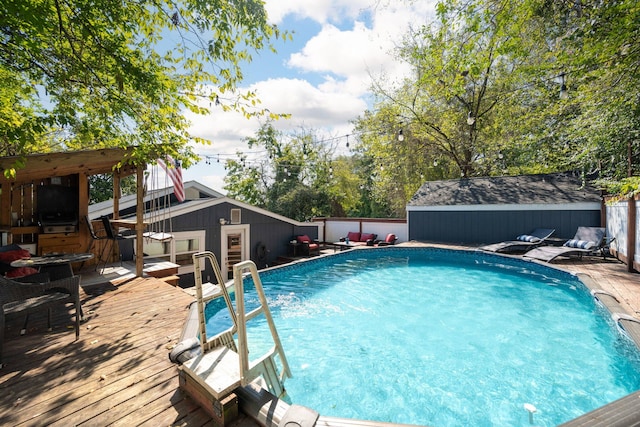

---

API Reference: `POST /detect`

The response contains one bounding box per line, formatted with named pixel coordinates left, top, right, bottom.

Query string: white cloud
left=284, top=3, right=436, bottom=96
left=181, top=1, right=437, bottom=190
left=186, top=77, right=366, bottom=155
left=264, top=0, right=374, bottom=25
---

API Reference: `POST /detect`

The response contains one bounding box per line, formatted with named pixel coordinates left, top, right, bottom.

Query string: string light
left=559, top=72, right=569, bottom=100
left=467, top=111, right=475, bottom=126
left=195, top=68, right=571, bottom=169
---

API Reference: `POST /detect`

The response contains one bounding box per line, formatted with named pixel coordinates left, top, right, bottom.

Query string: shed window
left=230, top=209, right=241, bottom=224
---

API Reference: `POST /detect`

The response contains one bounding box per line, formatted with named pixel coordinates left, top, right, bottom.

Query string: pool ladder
left=181, top=251, right=291, bottom=401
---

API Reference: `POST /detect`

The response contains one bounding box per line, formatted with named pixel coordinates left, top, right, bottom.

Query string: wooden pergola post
left=135, top=165, right=145, bottom=276
left=628, top=195, right=637, bottom=273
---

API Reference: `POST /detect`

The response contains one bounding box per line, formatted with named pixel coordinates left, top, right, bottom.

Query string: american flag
left=157, top=156, right=185, bottom=202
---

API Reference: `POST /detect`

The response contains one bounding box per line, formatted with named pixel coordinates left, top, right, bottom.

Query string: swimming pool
left=202, top=247, right=640, bottom=426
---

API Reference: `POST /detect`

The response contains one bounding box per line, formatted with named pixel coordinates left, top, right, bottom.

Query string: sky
left=153, top=0, right=438, bottom=194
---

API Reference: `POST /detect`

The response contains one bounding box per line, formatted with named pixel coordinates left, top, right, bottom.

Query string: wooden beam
left=0, top=182, right=11, bottom=234
left=113, top=172, right=121, bottom=220
left=629, top=195, right=637, bottom=273
left=0, top=148, right=137, bottom=185
left=136, top=165, right=144, bottom=276
left=78, top=173, right=89, bottom=251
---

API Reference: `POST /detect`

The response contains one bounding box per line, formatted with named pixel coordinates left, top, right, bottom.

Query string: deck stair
left=179, top=251, right=291, bottom=424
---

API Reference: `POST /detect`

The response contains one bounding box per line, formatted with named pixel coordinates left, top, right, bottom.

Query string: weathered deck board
left=0, top=276, right=225, bottom=426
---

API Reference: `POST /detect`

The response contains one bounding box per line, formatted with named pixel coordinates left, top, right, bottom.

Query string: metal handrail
left=233, top=260, right=291, bottom=389
left=191, top=252, right=290, bottom=396
left=192, top=251, right=238, bottom=352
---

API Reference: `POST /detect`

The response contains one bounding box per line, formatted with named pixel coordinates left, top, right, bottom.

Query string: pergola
left=0, top=148, right=147, bottom=276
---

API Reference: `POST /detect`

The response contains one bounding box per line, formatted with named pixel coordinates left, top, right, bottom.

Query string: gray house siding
left=408, top=209, right=601, bottom=245
left=165, top=202, right=320, bottom=286
left=407, top=173, right=603, bottom=245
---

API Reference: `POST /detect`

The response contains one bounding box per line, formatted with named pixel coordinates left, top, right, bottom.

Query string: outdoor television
left=37, top=185, right=79, bottom=225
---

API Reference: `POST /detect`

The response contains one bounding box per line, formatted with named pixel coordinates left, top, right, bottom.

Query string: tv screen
left=37, top=185, right=79, bottom=224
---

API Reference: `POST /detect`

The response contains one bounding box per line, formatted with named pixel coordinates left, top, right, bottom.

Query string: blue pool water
left=204, top=247, right=640, bottom=426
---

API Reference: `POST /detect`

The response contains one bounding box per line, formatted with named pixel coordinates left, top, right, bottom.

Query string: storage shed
left=407, top=172, right=603, bottom=245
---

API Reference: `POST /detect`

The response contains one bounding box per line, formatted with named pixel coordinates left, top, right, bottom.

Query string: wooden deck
left=0, top=275, right=249, bottom=426
left=1, top=248, right=639, bottom=426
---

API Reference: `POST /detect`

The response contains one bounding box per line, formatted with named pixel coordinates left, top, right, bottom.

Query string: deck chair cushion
left=6, top=267, right=39, bottom=278
left=0, top=248, right=37, bottom=278
left=0, top=248, right=31, bottom=264
left=564, top=239, right=596, bottom=250
left=296, top=235, right=312, bottom=244
left=516, top=234, right=541, bottom=243
left=347, top=231, right=361, bottom=242
left=360, top=233, right=376, bottom=242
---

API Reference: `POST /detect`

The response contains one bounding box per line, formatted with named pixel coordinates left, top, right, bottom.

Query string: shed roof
left=408, top=172, right=602, bottom=207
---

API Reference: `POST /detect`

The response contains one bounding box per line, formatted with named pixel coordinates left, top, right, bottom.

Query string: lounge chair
left=376, top=233, right=398, bottom=246
left=479, top=228, right=555, bottom=253
left=295, top=235, right=320, bottom=256
left=524, top=227, right=606, bottom=263
left=339, top=232, right=377, bottom=247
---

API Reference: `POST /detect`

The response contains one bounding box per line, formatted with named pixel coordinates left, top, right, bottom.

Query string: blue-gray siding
left=408, top=209, right=601, bottom=245
left=163, top=202, right=318, bottom=285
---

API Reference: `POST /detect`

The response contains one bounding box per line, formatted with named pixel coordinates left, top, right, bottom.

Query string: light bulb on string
left=559, top=73, right=569, bottom=99
left=467, top=111, right=475, bottom=126
left=398, top=129, right=404, bottom=142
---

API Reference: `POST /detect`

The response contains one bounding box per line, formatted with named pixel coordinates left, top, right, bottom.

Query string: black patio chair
left=1, top=274, right=81, bottom=368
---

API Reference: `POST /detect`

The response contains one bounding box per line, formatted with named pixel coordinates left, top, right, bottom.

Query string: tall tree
left=528, top=0, right=640, bottom=180
left=224, top=122, right=335, bottom=221
left=0, top=0, right=288, bottom=176
left=355, top=0, right=547, bottom=211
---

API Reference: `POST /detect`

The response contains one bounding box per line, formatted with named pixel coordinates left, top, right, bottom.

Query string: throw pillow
left=516, top=235, right=541, bottom=243
left=0, top=248, right=31, bottom=264
left=6, top=267, right=39, bottom=278
left=564, top=239, right=596, bottom=250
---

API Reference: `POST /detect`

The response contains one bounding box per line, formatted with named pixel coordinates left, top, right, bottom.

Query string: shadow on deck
left=0, top=273, right=259, bottom=425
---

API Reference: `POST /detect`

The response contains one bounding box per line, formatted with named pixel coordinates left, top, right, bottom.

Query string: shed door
left=221, top=225, right=250, bottom=279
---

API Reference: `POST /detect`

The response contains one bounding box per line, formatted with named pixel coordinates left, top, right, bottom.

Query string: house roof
left=90, top=180, right=314, bottom=227
left=136, top=196, right=316, bottom=227
left=89, top=180, right=224, bottom=219
left=408, top=172, right=602, bottom=207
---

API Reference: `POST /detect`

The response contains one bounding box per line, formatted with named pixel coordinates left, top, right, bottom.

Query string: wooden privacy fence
left=605, top=195, right=639, bottom=273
